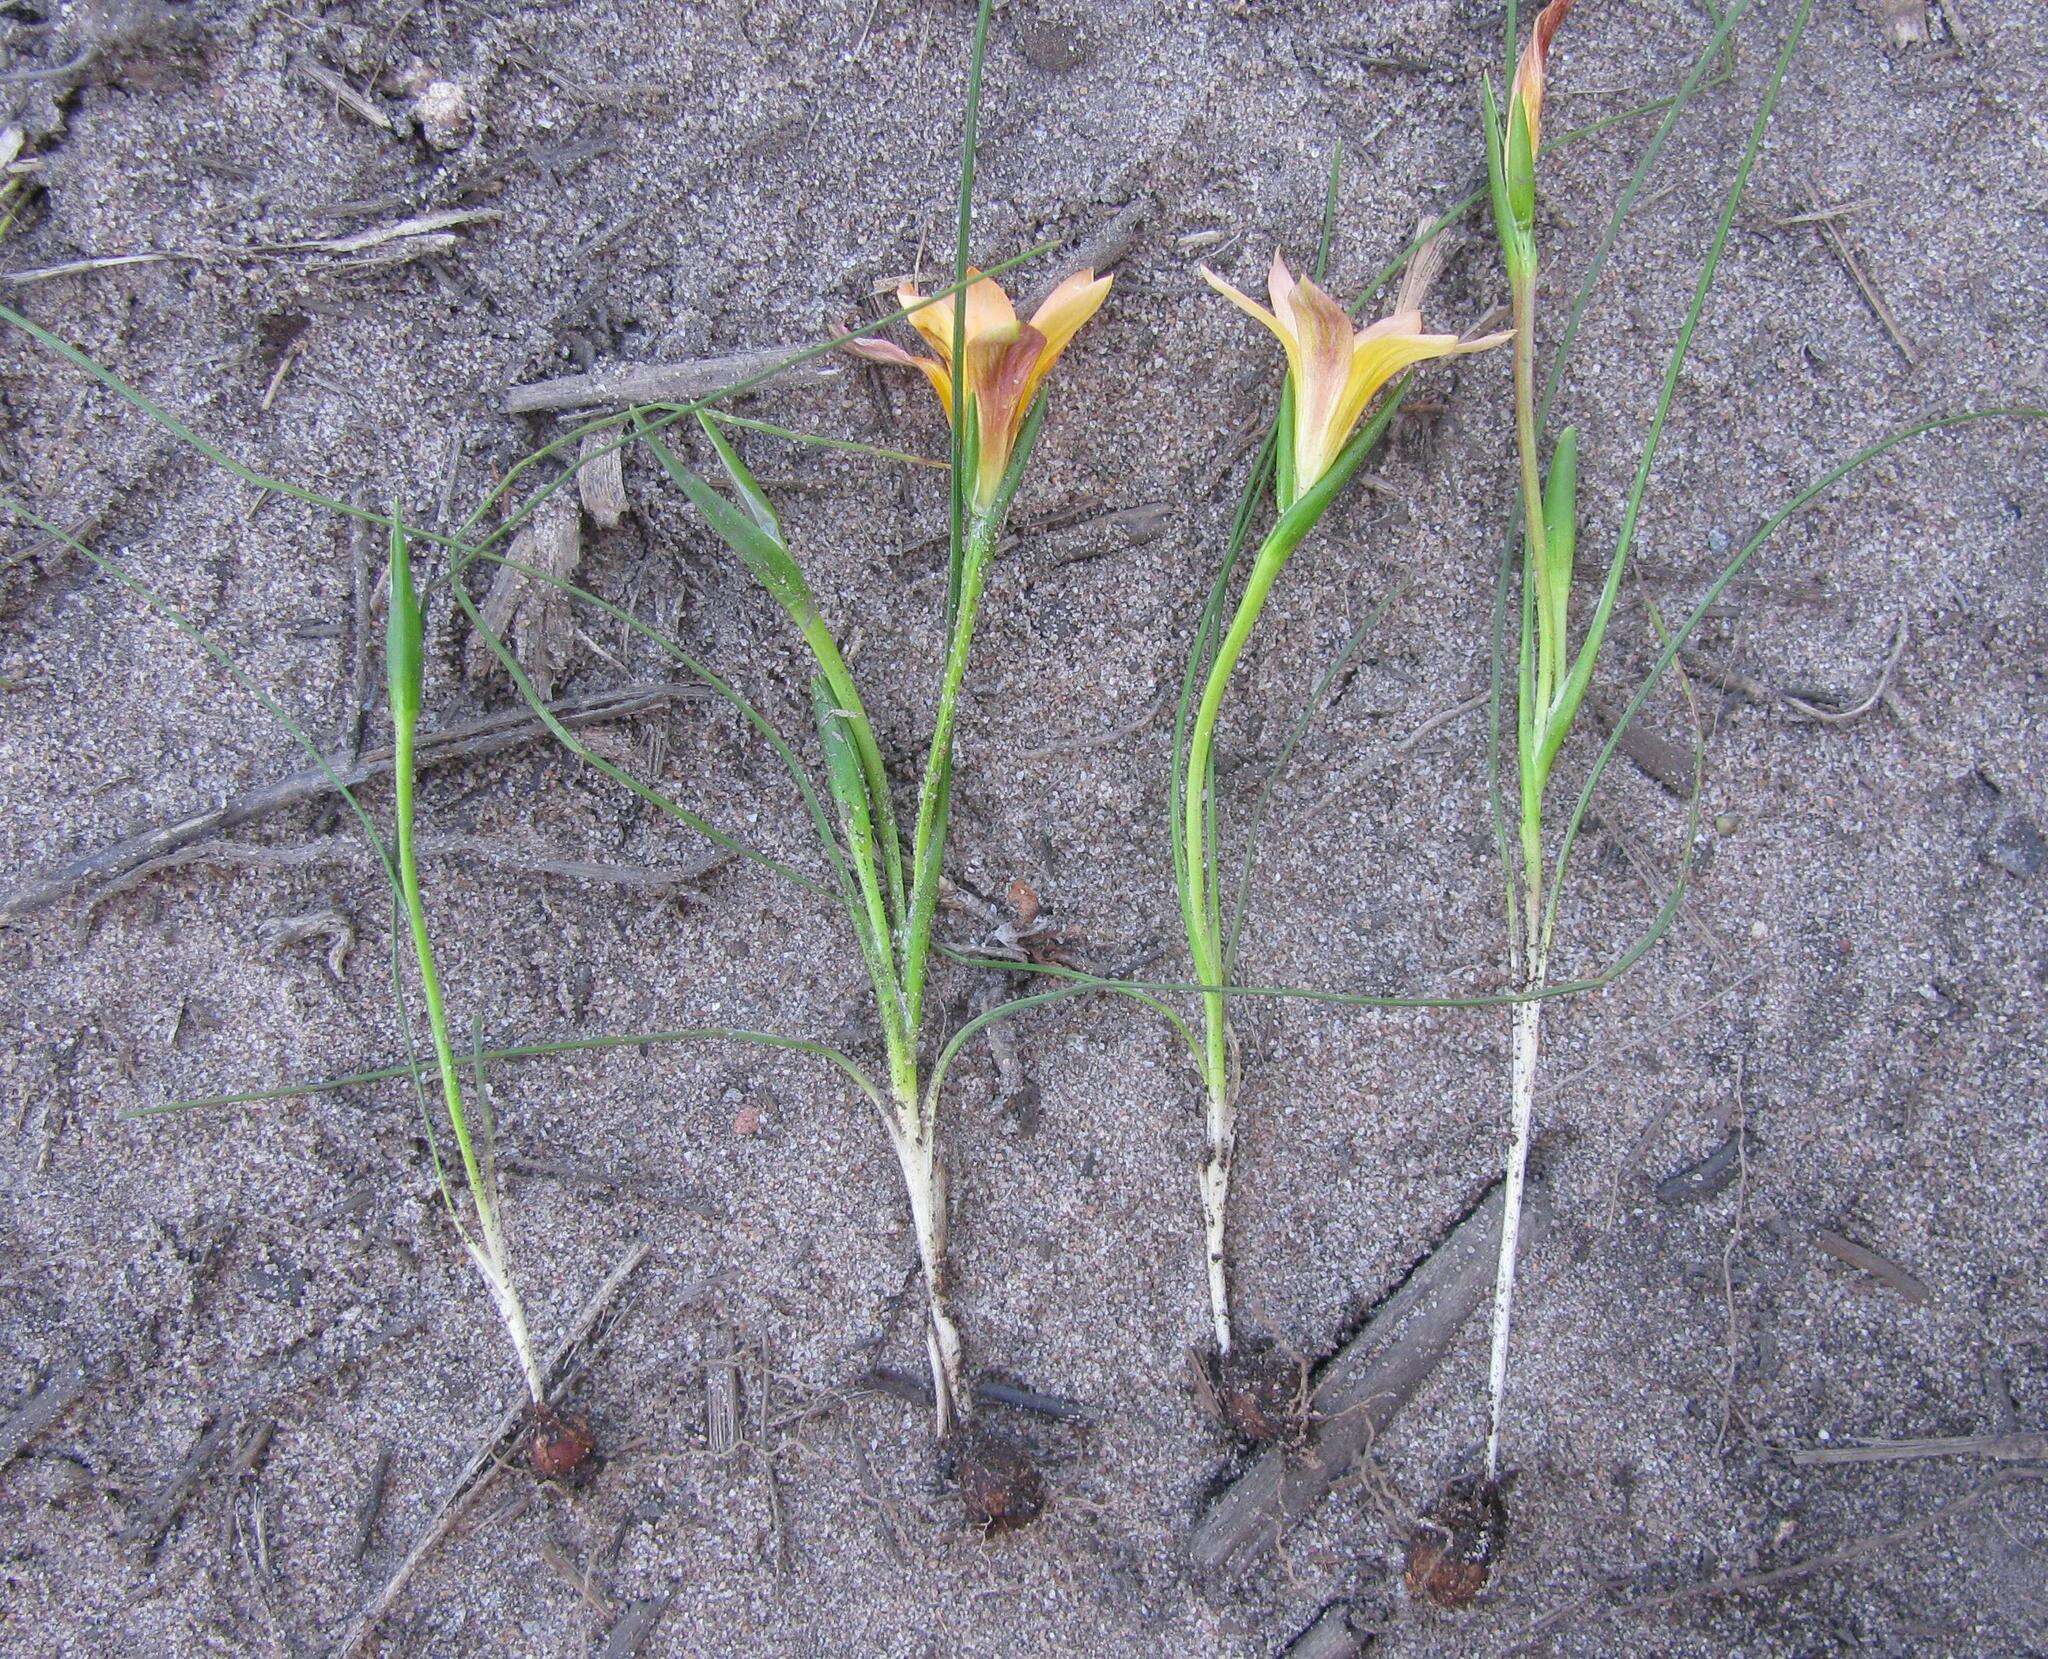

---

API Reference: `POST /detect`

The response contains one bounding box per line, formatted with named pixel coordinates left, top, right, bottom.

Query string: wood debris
left=705, top=1328, right=743, bottom=1456
left=1790, top=1429, right=2046, bottom=1468
left=505, top=345, right=830, bottom=416
left=292, top=56, right=394, bottom=131
left=1, top=682, right=705, bottom=922
left=466, top=493, right=583, bottom=698
left=1190, top=1179, right=1551, bottom=1580
left=578, top=431, right=630, bottom=527
left=1811, top=1227, right=1935, bottom=1305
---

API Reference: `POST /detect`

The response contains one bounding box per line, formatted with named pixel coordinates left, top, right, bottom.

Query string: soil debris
left=1196, top=1337, right=1306, bottom=1446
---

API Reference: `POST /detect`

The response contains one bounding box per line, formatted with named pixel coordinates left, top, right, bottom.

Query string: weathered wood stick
left=81, top=833, right=725, bottom=915
left=1189, top=1180, right=1552, bottom=1581
left=505, top=347, right=832, bottom=415
left=2, top=683, right=705, bottom=922
left=1789, top=1430, right=2046, bottom=1468
left=1022, top=191, right=1153, bottom=312
left=502, top=197, right=1152, bottom=417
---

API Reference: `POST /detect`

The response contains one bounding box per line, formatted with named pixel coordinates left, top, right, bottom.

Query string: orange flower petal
left=1203, top=260, right=1305, bottom=403
left=1277, top=272, right=1359, bottom=486
left=898, top=282, right=954, bottom=366
left=1326, top=327, right=1514, bottom=458
left=1018, top=269, right=1111, bottom=414
left=841, top=327, right=953, bottom=420
left=966, top=322, right=1044, bottom=506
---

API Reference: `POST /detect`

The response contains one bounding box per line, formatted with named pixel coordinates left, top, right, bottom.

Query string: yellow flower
left=1201, top=245, right=1510, bottom=506
left=842, top=267, right=1112, bottom=511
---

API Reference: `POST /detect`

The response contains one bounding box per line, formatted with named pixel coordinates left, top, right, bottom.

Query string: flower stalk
left=1480, top=0, right=1583, bottom=1483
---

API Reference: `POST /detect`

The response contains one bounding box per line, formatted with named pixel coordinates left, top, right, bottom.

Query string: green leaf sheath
left=1534, top=424, right=1581, bottom=770
left=1481, top=79, right=1532, bottom=288
left=642, top=416, right=815, bottom=619
left=812, top=676, right=913, bottom=1087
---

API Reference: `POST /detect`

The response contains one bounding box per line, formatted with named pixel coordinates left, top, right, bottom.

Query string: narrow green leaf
left=1541, top=423, right=1578, bottom=695
left=697, top=411, right=784, bottom=543
left=636, top=415, right=816, bottom=621
left=141, top=1024, right=892, bottom=1119
left=697, top=407, right=944, bottom=470
left=1314, top=141, right=1343, bottom=281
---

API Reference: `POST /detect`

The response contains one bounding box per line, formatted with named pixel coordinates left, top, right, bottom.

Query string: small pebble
left=1983, top=814, right=2046, bottom=878
left=1714, top=811, right=1739, bottom=836
left=732, top=1104, right=762, bottom=1137
left=413, top=80, right=473, bottom=151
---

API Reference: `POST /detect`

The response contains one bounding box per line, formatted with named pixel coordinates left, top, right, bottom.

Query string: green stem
left=1181, top=521, right=1293, bottom=1356
left=392, top=718, right=488, bottom=1224
left=1174, top=388, right=1412, bottom=1353
left=902, top=511, right=999, bottom=1040
left=1183, top=527, right=1293, bottom=987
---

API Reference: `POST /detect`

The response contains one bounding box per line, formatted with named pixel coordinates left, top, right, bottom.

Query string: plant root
left=526, top=1400, right=598, bottom=1481
left=1404, top=1474, right=1509, bottom=1610
left=945, top=1425, right=1046, bottom=1534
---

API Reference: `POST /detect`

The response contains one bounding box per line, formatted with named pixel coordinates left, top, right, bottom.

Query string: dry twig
left=338, top=1241, right=650, bottom=1656
left=1789, top=1430, right=2047, bottom=1468
left=1190, top=1180, right=1550, bottom=1579
left=2, top=683, right=705, bottom=922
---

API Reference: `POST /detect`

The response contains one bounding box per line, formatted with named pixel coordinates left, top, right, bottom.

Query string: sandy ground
left=3, top=0, right=2045, bottom=1653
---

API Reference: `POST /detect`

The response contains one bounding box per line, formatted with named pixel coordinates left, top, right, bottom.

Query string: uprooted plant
left=4, top=0, right=2040, bottom=1589
left=628, top=256, right=1110, bottom=1468
left=1407, top=0, right=1815, bottom=1602
left=385, top=519, right=595, bottom=1477
left=1173, top=220, right=1507, bottom=1430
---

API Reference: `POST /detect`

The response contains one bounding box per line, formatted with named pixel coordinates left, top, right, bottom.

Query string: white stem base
left=893, top=1124, right=966, bottom=1437
left=466, top=1238, right=546, bottom=1407
left=1200, top=1142, right=1232, bottom=1356
left=1485, top=971, right=1544, bottom=1482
